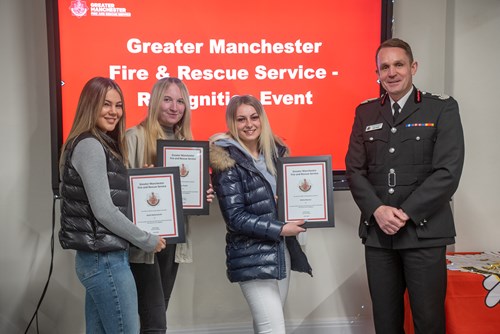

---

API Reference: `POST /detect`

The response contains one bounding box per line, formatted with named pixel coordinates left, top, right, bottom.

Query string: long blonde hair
left=138, top=77, right=193, bottom=165
left=224, top=95, right=285, bottom=175
left=59, top=77, right=127, bottom=169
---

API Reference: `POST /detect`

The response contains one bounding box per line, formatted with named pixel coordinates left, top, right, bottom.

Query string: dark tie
left=393, top=102, right=401, bottom=123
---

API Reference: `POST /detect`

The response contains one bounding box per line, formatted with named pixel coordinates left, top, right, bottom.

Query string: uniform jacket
left=59, top=132, right=129, bottom=252
left=345, top=87, right=465, bottom=249
left=210, top=142, right=312, bottom=282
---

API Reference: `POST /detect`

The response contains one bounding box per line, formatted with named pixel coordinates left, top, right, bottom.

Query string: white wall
left=448, top=0, right=500, bottom=252
left=393, top=0, right=500, bottom=252
left=1, top=0, right=499, bottom=333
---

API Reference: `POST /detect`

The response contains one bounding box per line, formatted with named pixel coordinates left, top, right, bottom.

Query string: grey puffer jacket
left=210, top=142, right=312, bottom=282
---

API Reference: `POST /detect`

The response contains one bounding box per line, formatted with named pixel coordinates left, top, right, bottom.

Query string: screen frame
left=46, top=0, right=393, bottom=195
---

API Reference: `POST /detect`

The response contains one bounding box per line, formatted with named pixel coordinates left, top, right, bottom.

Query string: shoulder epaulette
left=360, top=97, right=378, bottom=104
left=360, top=95, right=383, bottom=105
left=421, top=91, right=451, bottom=100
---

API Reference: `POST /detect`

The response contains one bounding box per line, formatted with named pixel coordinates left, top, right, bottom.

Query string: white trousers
left=239, top=245, right=291, bottom=334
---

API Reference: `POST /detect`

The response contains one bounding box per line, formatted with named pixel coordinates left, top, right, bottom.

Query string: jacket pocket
left=401, top=127, right=436, bottom=164
left=363, top=130, right=389, bottom=165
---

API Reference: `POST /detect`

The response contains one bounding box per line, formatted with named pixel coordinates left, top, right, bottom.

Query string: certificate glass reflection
left=277, top=156, right=334, bottom=228
left=157, top=140, right=209, bottom=215
left=128, top=167, right=185, bottom=243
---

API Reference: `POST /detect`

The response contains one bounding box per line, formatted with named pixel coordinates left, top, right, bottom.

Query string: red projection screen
left=47, top=0, right=393, bottom=195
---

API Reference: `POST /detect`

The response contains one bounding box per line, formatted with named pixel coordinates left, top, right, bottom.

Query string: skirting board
left=168, top=317, right=375, bottom=334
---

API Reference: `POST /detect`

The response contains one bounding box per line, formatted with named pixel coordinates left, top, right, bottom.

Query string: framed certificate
left=127, top=167, right=185, bottom=243
left=157, top=140, right=210, bottom=215
left=277, top=156, right=334, bottom=228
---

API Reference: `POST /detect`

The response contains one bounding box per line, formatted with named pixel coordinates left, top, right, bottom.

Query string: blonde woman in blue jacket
left=210, top=95, right=312, bottom=334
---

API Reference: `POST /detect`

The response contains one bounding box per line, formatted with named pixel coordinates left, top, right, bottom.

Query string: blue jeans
left=75, top=250, right=140, bottom=334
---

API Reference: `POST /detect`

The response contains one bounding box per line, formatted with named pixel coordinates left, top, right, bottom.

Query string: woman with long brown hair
left=59, top=77, right=165, bottom=333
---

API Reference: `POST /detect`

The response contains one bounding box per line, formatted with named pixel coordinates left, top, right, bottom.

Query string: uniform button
left=422, top=219, right=427, bottom=223
left=416, top=136, right=421, bottom=141
left=369, top=137, right=374, bottom=141
left=388, top=188, right=394, bottom=194
left=419, top=222, right=425, bottom=226
left=389, top=147, right=395, bottom=153
left=364, top=221, right=369, bottom=226
left=391, top=127, right=397, bottom=133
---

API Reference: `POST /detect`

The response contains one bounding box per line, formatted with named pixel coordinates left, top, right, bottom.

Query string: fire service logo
left=69, top=1, right=132, bottom=18
left=69, top=0, right=89, bottom=18
left=299, top=178, right=312, bottom=192
left=146, top=192, right=160, bottom=207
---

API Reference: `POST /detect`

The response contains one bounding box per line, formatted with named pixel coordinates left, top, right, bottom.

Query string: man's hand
left=373, top=205, right=409, bottom=235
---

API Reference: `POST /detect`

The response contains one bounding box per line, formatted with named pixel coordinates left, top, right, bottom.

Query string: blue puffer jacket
left=210, top=141, right=312, bottom=282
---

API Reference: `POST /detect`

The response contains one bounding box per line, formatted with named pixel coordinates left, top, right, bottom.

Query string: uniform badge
left=366, top=123, right=383, bottom=132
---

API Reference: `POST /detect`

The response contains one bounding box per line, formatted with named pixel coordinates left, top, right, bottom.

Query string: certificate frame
left=277, top=156, right=334, bottom=228
left=127, top=167, right=185, bottom=243
left=157, top=140, right=210, bottom=215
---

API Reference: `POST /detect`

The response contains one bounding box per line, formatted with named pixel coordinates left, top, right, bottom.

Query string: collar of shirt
left=390, top=88, right=413, bottom=112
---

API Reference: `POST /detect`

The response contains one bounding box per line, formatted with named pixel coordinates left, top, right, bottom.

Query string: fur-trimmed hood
left=209, top=140, right=288, bottom=173
left=209, top=143, right=236, bottom=173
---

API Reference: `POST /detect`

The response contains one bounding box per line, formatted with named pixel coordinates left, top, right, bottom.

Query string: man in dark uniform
left=345, top=38, right=465, bottom=334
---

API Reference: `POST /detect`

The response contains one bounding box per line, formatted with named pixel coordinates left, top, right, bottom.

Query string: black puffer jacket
left=210, top=142, right=312, bottom=282
left=59, top=132, right=129, bottom=252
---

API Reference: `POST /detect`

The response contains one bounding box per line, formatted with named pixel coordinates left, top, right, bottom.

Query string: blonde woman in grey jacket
left=126, top=77, right=213, bottom=333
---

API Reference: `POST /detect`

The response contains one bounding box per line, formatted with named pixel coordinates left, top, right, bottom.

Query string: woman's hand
left=143, top=164, right=155, bottom=168
left=280, top=219, right=307, bottom=236
left=154, top=237, right=167, bottom=253
left=206, top=183, right=215, bottom=203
